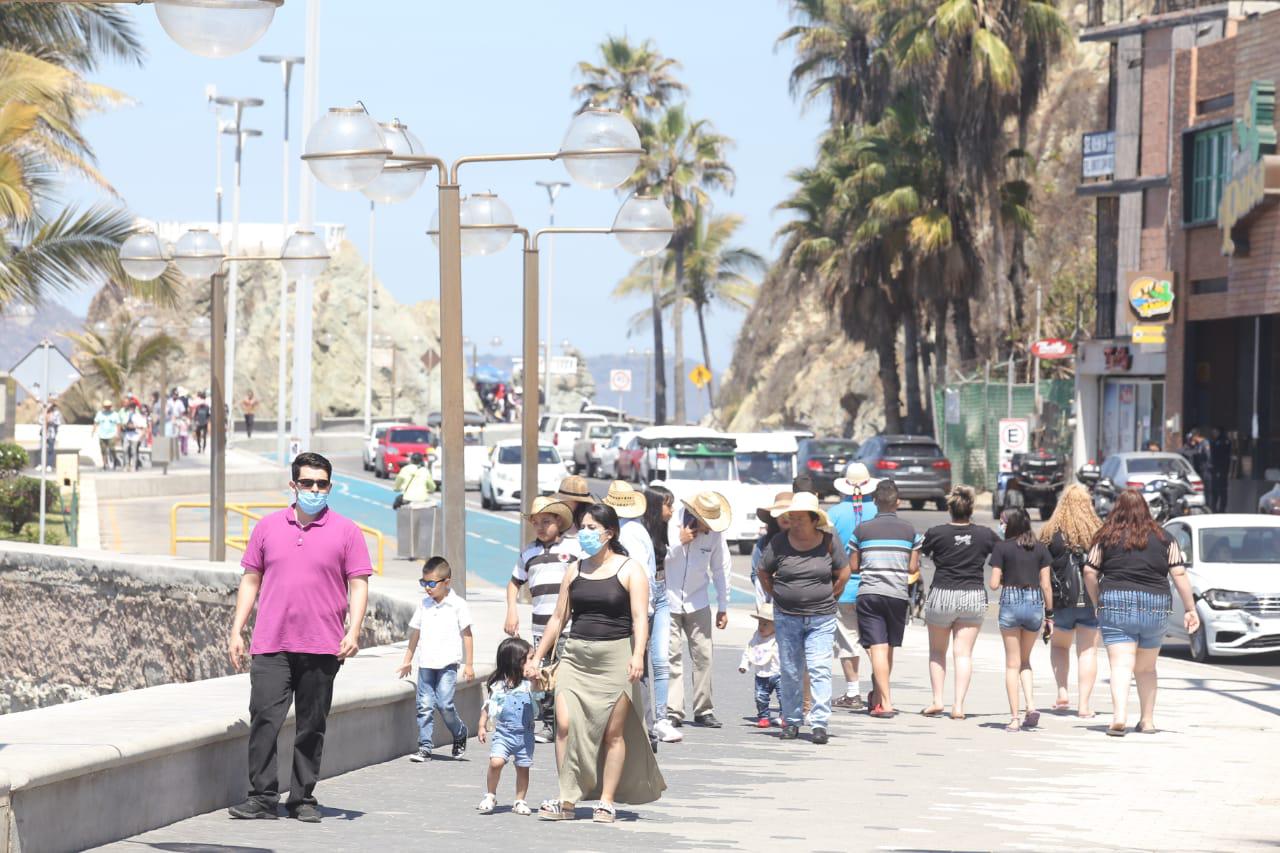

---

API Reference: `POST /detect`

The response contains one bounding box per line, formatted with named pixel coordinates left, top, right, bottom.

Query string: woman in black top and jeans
left=1084, top=490, right=1199, bottom=737
left=989, top=508, right=1054, bottom=732
left=528, top=504, right=665, bottom=821
left=920, top=486, right=998, bottom=720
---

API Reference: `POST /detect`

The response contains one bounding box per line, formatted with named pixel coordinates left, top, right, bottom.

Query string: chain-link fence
left=934, top=377, right=1074, bottom=492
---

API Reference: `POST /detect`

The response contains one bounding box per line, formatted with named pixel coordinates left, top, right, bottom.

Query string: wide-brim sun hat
left=682, top=491, right=733, bottom=533
left=756, top=490, right=794, bottom=523
left=603, top=480, right=647, bottom=519
left=523, top=495, right=574, bottom=531
left=554, top=475, right=596, bottom=505
left=777, top=491, right=832, bottom=530
left=834, top=461, right=881, bottom=496
left=752, top=602, right=775, bottom=622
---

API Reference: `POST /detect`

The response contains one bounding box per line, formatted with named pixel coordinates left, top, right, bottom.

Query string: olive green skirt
left=556, top=636, right=666, bottom=805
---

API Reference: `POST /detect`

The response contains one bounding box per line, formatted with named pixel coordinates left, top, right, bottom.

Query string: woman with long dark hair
left=990, top=507, right=1053, bottom=732
left=1084, top=490, right=1199, bottom=736
left=642, top=485, right=679, bottom=743
left=527, top=503, right=665, bottom=822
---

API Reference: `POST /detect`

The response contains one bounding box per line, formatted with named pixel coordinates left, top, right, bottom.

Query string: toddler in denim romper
left=478, top=637, right=538, bottom=815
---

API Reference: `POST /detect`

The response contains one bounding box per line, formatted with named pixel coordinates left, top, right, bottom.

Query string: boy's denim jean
left=649, top=587, right=671, bottom=721
left=775, top=611, right=837, bottom=728
left=754, top=673, right=780, bottom=720
left=416, top=664, right=466, bottom=749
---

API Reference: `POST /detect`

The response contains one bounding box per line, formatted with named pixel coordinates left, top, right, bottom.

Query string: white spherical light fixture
left=612, top=195, right=675, bottom=257
left=119, top=231, right=169, bottom=281
left=173, top=228, right=225, bottom=279
left=303, top=107, right=390, bottom=191
left=361, top=121, right=427, bottom=204
left=559, top=109, right=642, bottom=190
left=154, top=0, right=279, bottom=60
left=281, top=229, right=330, bottom=279
left=459, top=192, right=516, bottom=257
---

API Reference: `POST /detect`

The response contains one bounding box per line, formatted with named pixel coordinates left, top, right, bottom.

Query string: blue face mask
left=578, top=528, right=605, bottom=557
left=998, top=521, right=1008, bottom=538
left=296, top=489, right=329, bottom=515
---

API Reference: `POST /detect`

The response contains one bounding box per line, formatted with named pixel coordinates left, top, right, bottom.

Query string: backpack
left=1051, top=547, right=1089, bottom=609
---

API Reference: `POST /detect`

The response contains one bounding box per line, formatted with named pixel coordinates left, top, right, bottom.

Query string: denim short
left=924, top=587, right=988, bottom=628
left=1099, top=589, right=1172, bottom=649
left=998, top=587, right=1044, bottom=632
left=1054, top=605, right=1099, bottom=631
left=489, top=726, right=534, bottom=768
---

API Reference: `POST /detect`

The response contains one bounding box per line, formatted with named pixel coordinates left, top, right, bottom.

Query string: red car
left=615, top=435, right=645, bottom=483
left=375, top=425, right=434, bottom=479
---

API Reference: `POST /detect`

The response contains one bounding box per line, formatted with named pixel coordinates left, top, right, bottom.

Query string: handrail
left=169, top=501, right=385, bottom=575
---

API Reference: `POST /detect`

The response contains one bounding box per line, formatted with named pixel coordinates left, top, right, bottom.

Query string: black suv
left=797, top=438, right=860, bottom=497
left=855, top=434, right=951, bottom=510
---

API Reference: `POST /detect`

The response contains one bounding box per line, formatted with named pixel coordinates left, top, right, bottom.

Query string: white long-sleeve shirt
left=664, top=505, right=731, bottom=614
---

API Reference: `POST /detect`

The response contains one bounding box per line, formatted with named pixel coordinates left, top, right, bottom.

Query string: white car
left=480, top=439, right=569, bottom=510
left=572, top=423, right=632, bottom=477
left=1099, top=452, right=1207, bottom=509
left=1163, top=514, right=1280, bottom=661
left=723, top=433, right=799, bottom=555
left=600, top=430, right=641, bottom=479
left=539, top=412, right=608, bottom=463
left=362, top=423, right=405, bottom=471
left=429, top=443, right=490, bottom=491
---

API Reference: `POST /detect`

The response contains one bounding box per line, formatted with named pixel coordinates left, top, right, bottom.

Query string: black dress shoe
left=812, top=727, right=830, bottom=745
left=228, top=799, right=278, bottom=820
left=288, top=803, right=322, bottom=823
left=694, top=713, right=722, bottom=728
left=780, top=725, right=799, bottom=740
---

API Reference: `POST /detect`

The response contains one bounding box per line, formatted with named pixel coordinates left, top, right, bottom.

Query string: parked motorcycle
left=995, top=449, right=1066, bottom=521
left=1143, top=470, right=1210, bottom=522
left=1076, top=463, right=1115, bottom=519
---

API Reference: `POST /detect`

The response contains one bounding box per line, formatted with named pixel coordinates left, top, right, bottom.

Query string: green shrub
left=0, top=441, right=27, bottom=476
left=0, top=476, right=56, bottom=533
left=4, top=522, right=64, bottom=545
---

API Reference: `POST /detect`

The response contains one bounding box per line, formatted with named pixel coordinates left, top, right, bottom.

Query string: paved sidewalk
left=96, top=608, right=1279, bottom=852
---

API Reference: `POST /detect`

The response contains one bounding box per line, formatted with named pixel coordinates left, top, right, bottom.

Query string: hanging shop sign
left=1030, top=338, right=1074, bottom=359
left=1218, top=80, right=1280, bottom=255
left=1132, top=324, right=1168, bottom=345
left=1082, top=131, right=1116, bottom=179
left=1125, top=271, right=1175, bottom=323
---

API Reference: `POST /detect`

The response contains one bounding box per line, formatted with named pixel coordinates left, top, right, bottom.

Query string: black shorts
left=856, top=593, right=908, bottom=648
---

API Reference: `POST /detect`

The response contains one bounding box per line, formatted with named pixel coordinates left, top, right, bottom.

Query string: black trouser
left=244, top=413, right=255, bottom=438
left=1211, top=473, right=1229, bottom=513
left=195, top=424, right=208, bottom=452
left=247, top=652, right=341, bottom=809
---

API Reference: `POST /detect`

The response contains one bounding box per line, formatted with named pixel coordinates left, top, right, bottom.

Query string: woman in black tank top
left=528, top=503, right=665, bottom=822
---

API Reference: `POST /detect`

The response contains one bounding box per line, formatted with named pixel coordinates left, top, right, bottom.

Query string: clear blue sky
left=68, top=1, right=825, bottom=376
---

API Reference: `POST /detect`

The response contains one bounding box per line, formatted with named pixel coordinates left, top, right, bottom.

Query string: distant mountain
left=1, top=302, right=84, bottom=398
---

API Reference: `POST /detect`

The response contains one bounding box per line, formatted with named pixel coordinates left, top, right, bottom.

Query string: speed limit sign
left=609, top=369, right=632, bottom=392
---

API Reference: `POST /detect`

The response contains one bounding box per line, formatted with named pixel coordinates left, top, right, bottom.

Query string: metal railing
left=169, top=501, right=385, bottom=575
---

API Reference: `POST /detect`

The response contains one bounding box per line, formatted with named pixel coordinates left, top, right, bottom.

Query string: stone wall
left=0, top=546, right=410, bottom=714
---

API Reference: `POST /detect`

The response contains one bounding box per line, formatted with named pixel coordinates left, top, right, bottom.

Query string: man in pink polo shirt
left=226, top=451, right=372, bottom=823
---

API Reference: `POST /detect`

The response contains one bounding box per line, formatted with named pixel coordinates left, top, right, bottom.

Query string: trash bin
left=396, top=501, right=441, bottom=560
left=150, top=437, right=178, bottom=473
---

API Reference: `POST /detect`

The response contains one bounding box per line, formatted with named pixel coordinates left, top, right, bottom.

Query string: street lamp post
left=536, top=180, right=569, bottom=408
left=214, top=95, right=263, bottom=444
left=120, top=226, right=329, bottom=561
left=259, top=55, right=305, bottom=462
left=303, top=107, right=650, bottom=594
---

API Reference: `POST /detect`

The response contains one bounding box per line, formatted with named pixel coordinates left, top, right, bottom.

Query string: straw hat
left=554, top=475, right=596, bottom=505
left=777, top=491, right=832, bottom=530
left=682, top=491, right=733, bottom=533
left=523, top=495, right=574, bottom=531
left=603, top=480, right=647, bottom=519
left=751, top=602, right=775, bottom=622
left=834, top=462, right=881, bottom=497
left=756, top=490, right=794, bottom=523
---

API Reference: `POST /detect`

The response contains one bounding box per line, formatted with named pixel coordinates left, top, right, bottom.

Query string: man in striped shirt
left=850, top=480, right=922, bottom=717
left=504, top=496, right=580, bottom=742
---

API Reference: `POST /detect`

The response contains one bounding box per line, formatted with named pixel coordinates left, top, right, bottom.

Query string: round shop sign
left=1128, top=274, right=1174, bottom=321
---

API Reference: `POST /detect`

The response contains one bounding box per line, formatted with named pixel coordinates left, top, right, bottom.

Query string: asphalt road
left=328, top=455, right=1280, bottom=682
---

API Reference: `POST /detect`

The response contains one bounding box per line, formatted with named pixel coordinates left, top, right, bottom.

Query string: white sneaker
left=653, top=718, right=684, bottom=743
left=477, top=793, right=496, bottom=814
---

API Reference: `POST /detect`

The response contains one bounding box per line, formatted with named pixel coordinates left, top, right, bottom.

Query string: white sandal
left=593, top=802, right=617, bottom=823
left=538, top=799, right=575, bottom=821
left=477, top=793, right=496, bottom=814
left=512, top=799, right=532, bottom=816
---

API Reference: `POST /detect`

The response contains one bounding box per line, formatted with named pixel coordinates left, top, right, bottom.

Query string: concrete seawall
left=0, top=543, right=483, bottom=853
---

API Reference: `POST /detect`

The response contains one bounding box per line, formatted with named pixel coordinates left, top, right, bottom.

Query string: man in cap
left=828, top=464, right=880, bottom=711
left=505, top=495, right=578, bottom=743
left=93, top=399, right=121, bottom=470
left=664, top=491, right=732, bottom=729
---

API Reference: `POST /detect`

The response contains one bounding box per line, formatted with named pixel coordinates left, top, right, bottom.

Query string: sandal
left=1005, top=719, right=1021, bottom=733
left=1052, top=699, right=1071, bottom=711
left=512, top=799, right=532, bottom=815
left=869, top=705, right=896, bottom=719
left=538, top=799, right=576, bottom=821
left=1106, top=724, right=1127, bottom=737
left=920, top=706, right=945, bottom=718
left=1135, top=722, right=1158, bottom=734
left=1023, top=710, right=1041, bottom=729
left=477, top=793, right=496, bottom=815
left=593, top=803, right=617, bottom=824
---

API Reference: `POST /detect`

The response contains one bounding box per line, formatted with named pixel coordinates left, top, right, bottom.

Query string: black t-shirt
left=1086, top=531, right=1181, bottom=597
left=760, top=531, right=848, bottom=617
left=990, top=539, right=1052, bottom=588
left=921, top=523, right=998, bottom=590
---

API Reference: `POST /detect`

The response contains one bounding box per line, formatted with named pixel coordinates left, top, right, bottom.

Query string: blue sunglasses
left=420, top=578, right=446, bottom=589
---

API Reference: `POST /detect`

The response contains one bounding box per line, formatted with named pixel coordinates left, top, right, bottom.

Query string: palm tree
left=64, top=317, right=181, bottom=401
left=574, top=34, right=686, bottom=424
left=778, top=0, right=886, bottom=128
left=573, top=34, right=686, bottom=118
left=614, top=207, right=763, bottom=412
left=631, top=105, right=734, bottom=423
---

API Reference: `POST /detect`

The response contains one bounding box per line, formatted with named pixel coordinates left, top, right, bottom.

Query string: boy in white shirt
left=396, top=556, right=474, bottom=762
left=739, top=604, right=781, bottom=728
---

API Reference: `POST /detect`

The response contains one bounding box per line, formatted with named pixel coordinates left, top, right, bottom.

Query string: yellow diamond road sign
left=1132, top=324, right=1167, bottom=345
left=689, top=364, right=712, bottom=388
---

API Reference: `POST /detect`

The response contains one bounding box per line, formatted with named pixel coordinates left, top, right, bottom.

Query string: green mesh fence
left=934, top=378, right=1074, bottom=492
